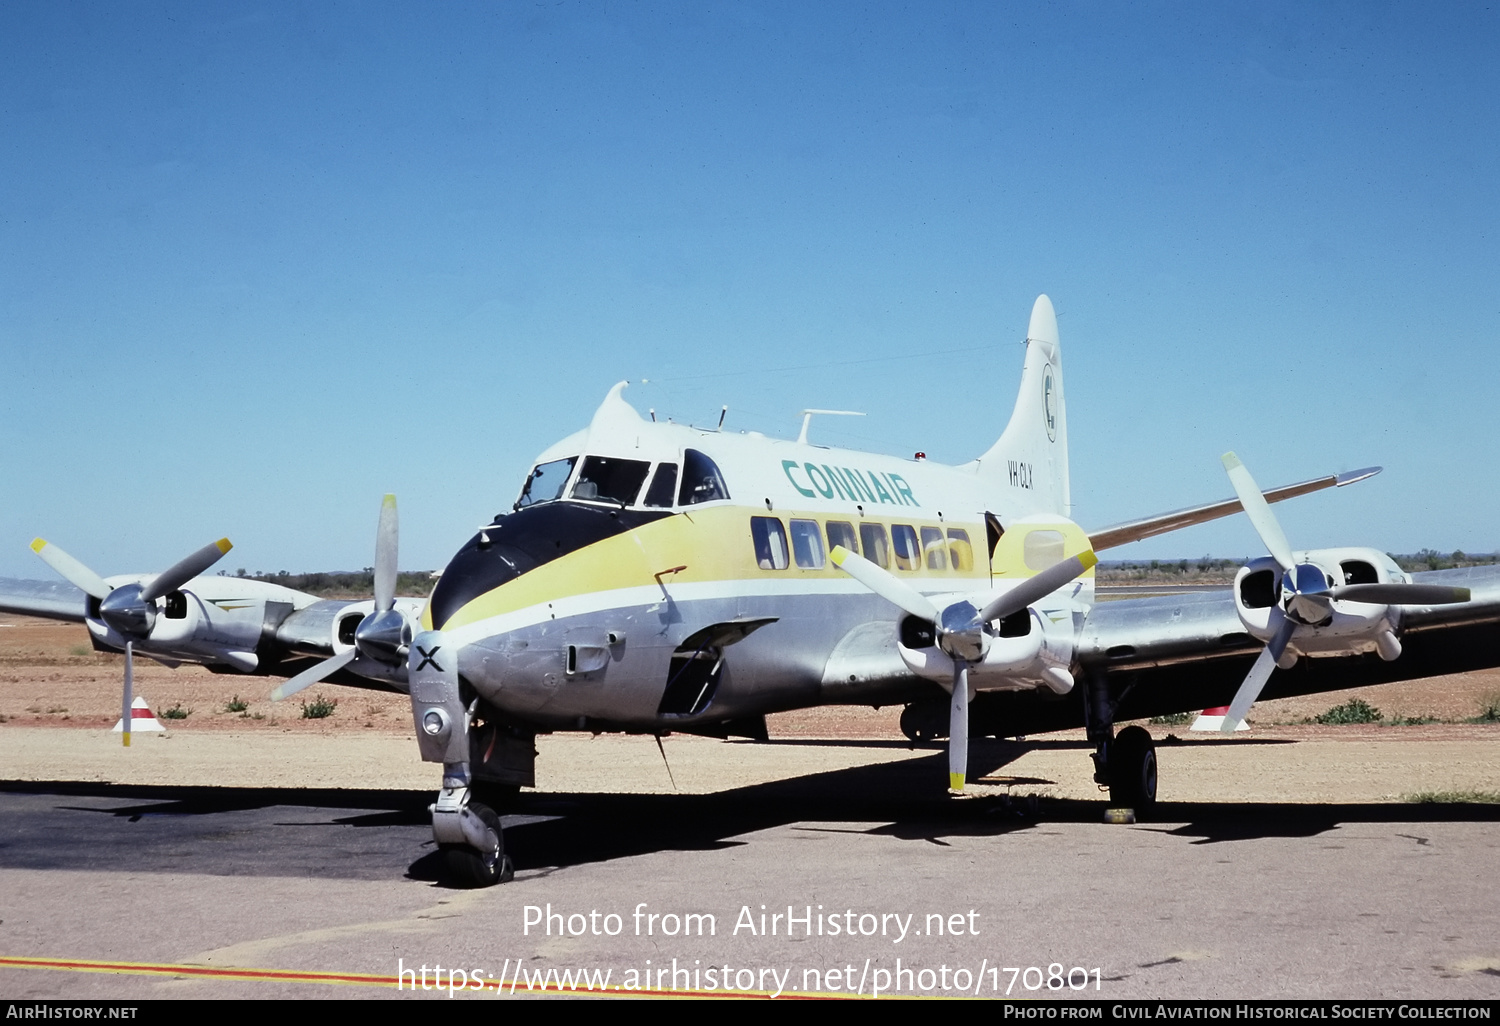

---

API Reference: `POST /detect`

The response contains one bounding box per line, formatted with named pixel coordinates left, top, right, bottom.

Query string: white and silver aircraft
left=2, top=528, right=425, bottom=744
left=7, top=295, right=1498, bottom=887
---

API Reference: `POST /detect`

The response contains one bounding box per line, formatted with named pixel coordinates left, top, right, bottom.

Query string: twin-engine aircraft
left=7, top=295, right=1499, bottom=887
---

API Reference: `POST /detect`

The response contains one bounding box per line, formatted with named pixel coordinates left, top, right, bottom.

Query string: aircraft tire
left=900, top=702, right=946, bottom=743
left=442, top=802, right=514, bottom=888
left=1108, top=726, right=1157, bottom=814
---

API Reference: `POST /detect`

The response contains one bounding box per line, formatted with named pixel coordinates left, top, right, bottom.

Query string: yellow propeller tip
left=382, top=494, right=397, bottom=507
left=30, top=538, right=47, bottom=553
left=829, top=545, right=849, bottom=566
left=949, top=773, right=965, bottom=792
left=1221, top=452, right=1242, bottom=469
left=1079, top=550, right=1099, bottom=571
left=215, top=538, right=233, bottom=554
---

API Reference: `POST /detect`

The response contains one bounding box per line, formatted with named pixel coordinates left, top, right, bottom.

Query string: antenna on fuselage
left=797, top=409, right=865, bottom=444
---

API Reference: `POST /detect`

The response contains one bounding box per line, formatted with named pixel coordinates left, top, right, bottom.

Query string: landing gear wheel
left=1108, top=726, right=1158, bottom=814
left=900, top=702, right=946, bottom=743
left=442, top=802, right=514, bottom=888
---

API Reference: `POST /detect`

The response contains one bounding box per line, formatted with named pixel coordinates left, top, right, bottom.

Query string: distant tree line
left=218, top=568, right=437, bottom=599
left=1099, top=550, right=1497, bottom=584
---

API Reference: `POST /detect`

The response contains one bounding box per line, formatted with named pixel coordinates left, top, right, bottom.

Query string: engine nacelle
left=897, top=606, right=1077, bottom=694
left=1233, top=547, right=1408, bottom=661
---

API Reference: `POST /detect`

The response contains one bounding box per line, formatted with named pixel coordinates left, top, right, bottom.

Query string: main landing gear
left=1084, top=672, right=1158, bottom=814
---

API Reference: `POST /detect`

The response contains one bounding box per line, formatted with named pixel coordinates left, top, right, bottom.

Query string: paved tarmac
left=2, top=734, right=1499, bottom=1001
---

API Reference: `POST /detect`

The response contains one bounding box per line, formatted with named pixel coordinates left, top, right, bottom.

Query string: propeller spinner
left=1218, top=453, right=1469, bottom=733
left=832, top=544, right=1097, bottom=792
left=31, top=536, right=233, bottom=746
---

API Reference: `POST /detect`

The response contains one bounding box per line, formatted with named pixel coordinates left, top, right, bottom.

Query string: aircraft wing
left=1086, top=466, right=1381, bottom=551
left=0, top=577, right=88, bottom=622
left=1074, top=564, right=1500, bottom=718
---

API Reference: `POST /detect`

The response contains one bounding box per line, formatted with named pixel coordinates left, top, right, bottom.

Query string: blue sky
left=2, top=2, right=1496, bottom=578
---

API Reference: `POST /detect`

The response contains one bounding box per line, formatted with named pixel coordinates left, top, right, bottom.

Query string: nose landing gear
left=433, top=780, right=513, bottom=887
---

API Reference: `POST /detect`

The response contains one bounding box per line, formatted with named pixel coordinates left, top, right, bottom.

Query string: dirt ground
left=2, top=613, right=1498, bottom=802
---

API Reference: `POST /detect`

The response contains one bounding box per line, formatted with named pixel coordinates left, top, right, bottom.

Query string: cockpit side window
left=516, top=456, right=577, bottom=509
left=571, top=456, right=652, bottom=506
left=678, top=449, right=730, bottom=505
left=643, top=463, right=679, bottom=508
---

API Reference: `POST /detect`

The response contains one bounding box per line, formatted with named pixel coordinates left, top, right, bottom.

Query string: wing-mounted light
left=1218, top=454, right=1471, bottom=732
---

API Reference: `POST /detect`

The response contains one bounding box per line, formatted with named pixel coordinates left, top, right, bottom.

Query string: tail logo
left=1042, top=364, right=1057, bottom=442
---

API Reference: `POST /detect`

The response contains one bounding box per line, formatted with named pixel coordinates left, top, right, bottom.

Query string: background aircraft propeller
left=271, top=494, right=409, bottom=701
left=1218, top=452, right=1469, bottom=733
left=30, top=536, right=233, bottom=746
left=831, top=544, right=1097, bottom=792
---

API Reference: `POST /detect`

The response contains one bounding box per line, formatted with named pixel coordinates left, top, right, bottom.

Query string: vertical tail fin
left=967, top=295, right=1070, bottom=518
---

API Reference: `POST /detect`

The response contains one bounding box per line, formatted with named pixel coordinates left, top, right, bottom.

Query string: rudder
left=967, top=295, right=1070, bottom=518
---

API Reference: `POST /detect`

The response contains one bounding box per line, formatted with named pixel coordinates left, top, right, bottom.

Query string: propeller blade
left=830, top=545, right=942, bottom=621
left=975, top=550, right=1098, bottom=625
left=1329, top=583, right=1471, bottom=605
left=949, top=660, right=969, bottom=793
left=30, top=539, right=112, bottom=600
left=1221, top=616, right=1297, bottom=733
left=270, top=648, right=357, bottom=702
left=141, top=538, right=233, bottom=602
left=121, top=640, right=133, bottom=748
left=1221, top=452, right=1296, bottom=571
left=374, top=494, right=398, bottom=613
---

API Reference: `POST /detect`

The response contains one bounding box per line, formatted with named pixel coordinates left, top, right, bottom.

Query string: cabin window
left=892, top=525, right=921, bottom=571
left=750, top=516, right=790, bottom=570
left=571, top=456, right=651, bottom=505
left=826, top=520, right=858, bottom=557
left=920, top=527, right=948, bottom=570
left=1022, top=530, right=1066, bottom=571
left=679, top=449, right=730, bottom=505
left=516, top=456, right=577, bottom=509
left=859, top=523, right=890, bottom=569
left=947, top=529, right=974, bottom=571
left=790, top=519, right=825, bottom=569
left=643, top=462, right=679, bottom=507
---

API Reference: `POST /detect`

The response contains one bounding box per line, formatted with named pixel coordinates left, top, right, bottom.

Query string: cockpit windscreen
left=571, top=456, right=652, bottom=506
left=516, top=457, right=577, bottom=509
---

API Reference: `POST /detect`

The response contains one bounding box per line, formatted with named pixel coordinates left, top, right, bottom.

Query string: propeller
left=272, top=494, right=409, bottom=701
left=832, top=544, right=1097, bottom=792
left=1218, top=452, right=1470, bottom=732
left=30, top=536, right=233, bottom=747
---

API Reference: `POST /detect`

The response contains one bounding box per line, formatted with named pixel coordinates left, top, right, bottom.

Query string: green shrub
left=161, top=703, right=190, bottom=720
left=1149, top=711, right=1192, bottom=726
left=301, top=695, right=338, bottom=719
left=1308, top=699, right=1382, bottom=725
left=1468, top=696, right=1500, bottom=724
left=224, top=695, right=249, bottom=713
left=1405, top=790, right=1500, bottom=804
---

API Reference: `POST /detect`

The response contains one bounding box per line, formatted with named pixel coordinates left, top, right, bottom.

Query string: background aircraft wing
left=1086, top=466, right=1381, bottom=551
left=0, top=577, right=88, bottom=622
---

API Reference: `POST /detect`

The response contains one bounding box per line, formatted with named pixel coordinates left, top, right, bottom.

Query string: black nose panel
left=428, top=502, right=673, bottom=629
